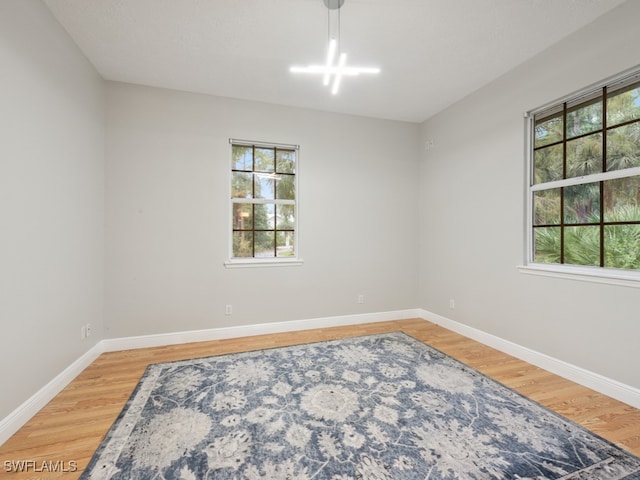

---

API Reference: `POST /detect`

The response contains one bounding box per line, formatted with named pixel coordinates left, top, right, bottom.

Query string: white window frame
left=519, top=67, right=640, bottom=288
left=224, top=138, right=303, bottom=268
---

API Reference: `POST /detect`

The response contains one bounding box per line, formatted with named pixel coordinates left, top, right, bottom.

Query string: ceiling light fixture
left=290, top=0, right=380, bottom=95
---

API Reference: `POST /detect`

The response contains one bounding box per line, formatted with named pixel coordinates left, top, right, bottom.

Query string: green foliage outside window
left=531, top=79, right=640, bottom=271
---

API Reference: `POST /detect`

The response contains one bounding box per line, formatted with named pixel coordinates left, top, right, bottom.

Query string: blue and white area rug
left=81, top=332, right=640, bottom=479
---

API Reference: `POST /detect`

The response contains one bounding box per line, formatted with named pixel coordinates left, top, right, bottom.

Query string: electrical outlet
left=225, top=305, right=233, bottom=315
left=449, top=299, right=455, bottom=309
left=357, top=294, right=365, bottom=304
left=80, top=325, right=86, bottom=339
left=86, top=323, right=92, bottom=338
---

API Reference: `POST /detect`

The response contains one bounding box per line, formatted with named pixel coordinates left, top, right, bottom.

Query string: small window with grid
left=227, top=139, right=300, bottom=266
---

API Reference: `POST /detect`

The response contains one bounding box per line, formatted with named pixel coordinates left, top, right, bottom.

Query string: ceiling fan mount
left=323, top=0, right=345, bottom=10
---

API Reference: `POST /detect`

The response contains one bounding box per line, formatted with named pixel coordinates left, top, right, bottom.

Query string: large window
left=527, top=70, right=640, bottom=280
left=226, top=139, right=300, bottom=267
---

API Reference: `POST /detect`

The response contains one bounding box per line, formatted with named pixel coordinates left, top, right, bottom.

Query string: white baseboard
left=418, top=309, right=640, bottom=409
left=0, top=343, right=105, bottom=446
left=3, top=307, right=639, bottom=446
left=0, top=309, right=418, bottom=445
left=101, top=309, right=421, bottom=352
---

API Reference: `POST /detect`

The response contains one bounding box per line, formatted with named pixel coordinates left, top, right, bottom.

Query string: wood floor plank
left=0, top=318, right=638, bottom=480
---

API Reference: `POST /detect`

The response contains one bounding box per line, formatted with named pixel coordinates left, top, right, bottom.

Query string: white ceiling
left=44, top=0, right=628, bottom=123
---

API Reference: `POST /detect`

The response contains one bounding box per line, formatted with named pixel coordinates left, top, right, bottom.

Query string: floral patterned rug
left=80, top=332, right=640, bottom=479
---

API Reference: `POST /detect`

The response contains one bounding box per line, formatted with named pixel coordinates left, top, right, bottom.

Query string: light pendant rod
left=289, top=0, right=379, bottom=95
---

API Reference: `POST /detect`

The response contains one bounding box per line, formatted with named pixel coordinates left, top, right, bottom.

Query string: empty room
left=1, top=0, right=639, bottom=478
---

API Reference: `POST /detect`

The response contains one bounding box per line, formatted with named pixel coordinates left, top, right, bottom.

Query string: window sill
left=224, top=258, right=304, bottom=269
left=517, top=263, right=640, bottom=289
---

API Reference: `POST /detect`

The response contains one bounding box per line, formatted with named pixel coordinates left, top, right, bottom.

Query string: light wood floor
left=1, top=318, right=639, bottom=479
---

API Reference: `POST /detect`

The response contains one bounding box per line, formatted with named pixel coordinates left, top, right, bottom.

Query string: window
left=225, top=139, right=301, bottom=267
left=525, top=70, right=640, bottom=283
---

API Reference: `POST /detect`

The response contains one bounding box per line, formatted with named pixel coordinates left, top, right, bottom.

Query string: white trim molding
left=101, top=309, right=421, bottom=352
left=2, top=308, right=639, bottom=446
left=0, top=309, right=418, bottom=445
left=418, top=309, right=640, bottom=410
left=518, top=264, right=640, bottom=289
left=224, top=258, right=304, bottom=269
left=0, top=343, right=105, bottom=446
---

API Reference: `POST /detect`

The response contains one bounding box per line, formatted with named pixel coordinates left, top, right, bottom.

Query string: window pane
left=530, top=72, right=640, bottom=272
left=564, top=226, right=600, bottom=266
left=603, top=176, right=640, bottom=222
left=276, top=204, right=295, bottom=230
left=255, top=231, right=275, bottom=257
left=533, top=227, right=561, bottom=264
left=254, top=173, right=275, bottom=199
left=254, top=203, right=275, bottom=230
left=230, top=141, right=297, bottom=261
left=276, top=231, right=295, bottom=257
left=564, top=182, right=600, bottom=224
left=535, top=115, right=563, bottom=148
left=566, top=100, right=602, bottom=139
left=607, top=83, right=640, bottom=127
left=606, top=122, right=640, bottom=171
left=232, top=145, right=253, bottom=171
left=534, top=188, right=561, bottom=225
left=275, top=174, right=295, bottom=200
left=254, top=148, right=275, bottom=173
left=604, top=225, right=640, bottom=270
left=233, top=203, right=253, bottom=230
left=232, top=172, right=253, bottom=198
left=534, top=144, right=563, bottom=184
left=233, top=231, right=253, bottom=257
left=276, top=150, right=296, bottom=174
left=566, top=133, right=602, bottom=178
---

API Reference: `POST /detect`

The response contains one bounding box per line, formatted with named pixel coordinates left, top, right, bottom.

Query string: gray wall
left=2, top=0, right=639, bottom=426
left=105, top=82, right=420, bottom=337
left=419, top=0, right=640, bottom=389
left=0, top=1, right=104, bottom=419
